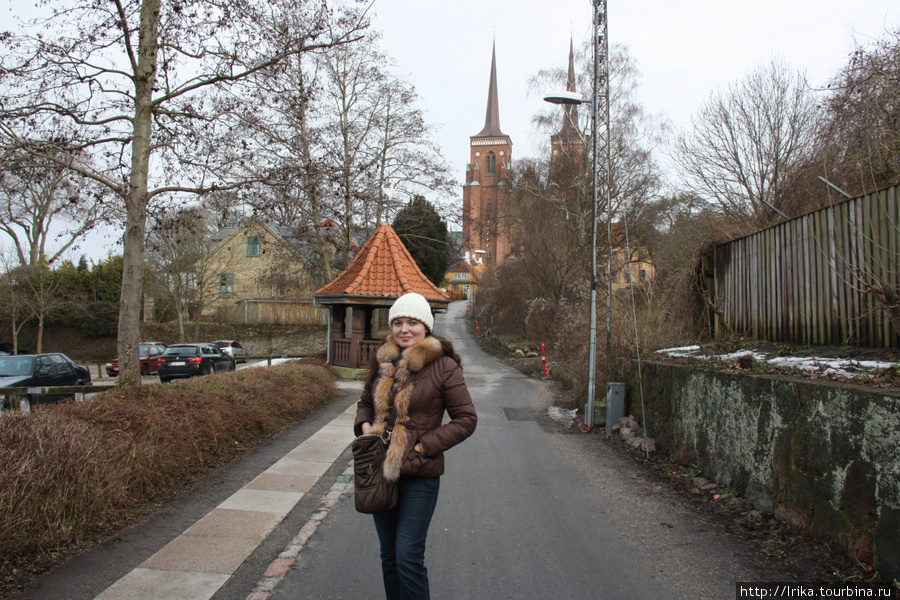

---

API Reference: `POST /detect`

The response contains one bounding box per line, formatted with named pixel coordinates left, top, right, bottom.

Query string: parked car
left=0, top=342, right=30, bottom=355
left=106, top=343, right=167, bottom=377
left=0, top=353, right=92, bottom=412
left=157, top=343, right=235, bottom=383
left=212, top=340, right=248, bottom=363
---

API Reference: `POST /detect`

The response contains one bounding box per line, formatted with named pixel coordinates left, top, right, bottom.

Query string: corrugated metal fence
left=712, top=185, right=899, bottom=347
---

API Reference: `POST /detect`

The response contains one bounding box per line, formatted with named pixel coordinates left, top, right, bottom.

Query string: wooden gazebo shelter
left=314, top=224, right=450, bottom=378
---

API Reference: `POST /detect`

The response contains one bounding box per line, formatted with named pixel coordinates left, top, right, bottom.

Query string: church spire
left=475, top=41, right=504, bottom=137
left=557, top=36, right=580, bottom=137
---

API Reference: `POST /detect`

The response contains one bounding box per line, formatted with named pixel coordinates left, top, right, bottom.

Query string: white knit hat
left=389, top=293, right=434, bottom=332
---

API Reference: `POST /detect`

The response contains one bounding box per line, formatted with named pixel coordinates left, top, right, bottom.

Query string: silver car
left=212, top=340, right=248, bottom=363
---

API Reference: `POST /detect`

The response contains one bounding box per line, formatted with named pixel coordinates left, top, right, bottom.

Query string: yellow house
left=441, top=259, right=483, bottom=298
left=201, top=217, right=318, bottom=324
left=609, top=246, right=656, bottom=291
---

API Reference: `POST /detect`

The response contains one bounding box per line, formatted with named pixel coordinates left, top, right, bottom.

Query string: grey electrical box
left=606, top=382, right=625, bottom=434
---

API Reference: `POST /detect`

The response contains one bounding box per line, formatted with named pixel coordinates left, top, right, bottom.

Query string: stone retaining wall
left=616, top=360, right=900, bottom=580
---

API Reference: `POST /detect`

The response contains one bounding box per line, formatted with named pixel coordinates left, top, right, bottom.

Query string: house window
left=454, top=272, right=468, bottom=280
left=639, top=269, right=647, bottom=282
left=624, top=269, right=632, bottom=283
left=463, top=284, right=470, bottom=292
left=247, top=236, right=261, bottom=256
left=219, top=273, right=234, bottom=298
left=271, top=274, right=287, bottom=296
left=487, top=202, right=493, bottom=212
left=486, top=152, right=496, bottom=174
left=452, top=284, right=459, bottom=291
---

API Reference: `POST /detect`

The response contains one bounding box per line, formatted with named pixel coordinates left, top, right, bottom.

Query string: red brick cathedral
left=462, top=42, right=512, bottom=268
left=462, top=41, right=582, bottom=268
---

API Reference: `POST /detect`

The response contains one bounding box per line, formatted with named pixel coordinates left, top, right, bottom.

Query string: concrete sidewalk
left=93, top=385, right=359, bottom=600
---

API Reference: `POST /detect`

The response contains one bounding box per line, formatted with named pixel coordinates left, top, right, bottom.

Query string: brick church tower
left=462, top=42, right=512, bottom=267
left=550, top=38, right=586, bottom=184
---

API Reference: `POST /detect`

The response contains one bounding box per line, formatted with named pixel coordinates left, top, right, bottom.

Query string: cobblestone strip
left=244, top=464, right=354, bottom=600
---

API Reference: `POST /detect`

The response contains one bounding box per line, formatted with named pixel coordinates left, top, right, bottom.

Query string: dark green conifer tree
left=392, top=195, right=450, bottom=286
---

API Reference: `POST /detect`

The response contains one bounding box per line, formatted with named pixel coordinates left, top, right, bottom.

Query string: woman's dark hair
left=434, top=335, right=462, bottom=367
left=363, top=333, right=462, bottom=390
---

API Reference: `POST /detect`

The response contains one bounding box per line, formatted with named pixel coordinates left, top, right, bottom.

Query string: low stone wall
left=616, top=360, right=900, bottom=581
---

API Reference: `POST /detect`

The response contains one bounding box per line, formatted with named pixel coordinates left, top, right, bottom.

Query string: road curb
left=244, top=465, right=353, bottom=600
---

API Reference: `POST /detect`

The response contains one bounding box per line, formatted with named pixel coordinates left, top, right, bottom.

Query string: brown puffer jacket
left=354, top=335, right=477, bottom=479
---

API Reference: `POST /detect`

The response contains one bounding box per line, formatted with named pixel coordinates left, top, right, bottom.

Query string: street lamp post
left=544, top=0, right=609, bottom=430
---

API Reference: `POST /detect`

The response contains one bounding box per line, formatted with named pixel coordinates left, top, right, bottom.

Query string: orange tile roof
left=315, top=224, right=449, bottom=301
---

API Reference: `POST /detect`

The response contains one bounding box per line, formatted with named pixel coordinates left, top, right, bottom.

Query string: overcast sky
left=4, top=0, right=899, bottom=260
left=369, top=0, right=898, bottom=180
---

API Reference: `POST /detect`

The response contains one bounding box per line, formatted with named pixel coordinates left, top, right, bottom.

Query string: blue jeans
left=372, top=476, right=441, bottom=600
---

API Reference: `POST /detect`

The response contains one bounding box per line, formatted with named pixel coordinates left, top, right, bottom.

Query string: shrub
left=0, top=361, right=337, bottom=583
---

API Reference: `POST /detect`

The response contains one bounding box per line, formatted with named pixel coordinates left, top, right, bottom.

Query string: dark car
left=0, top=353, right=92, bottom=412
left=0, top=342, right=29, bottom=355
left=212, top=340, right=248, bottom=363
left=157, top=343, right=235, bottom=383
left=106, top=343, right=167, bottom=377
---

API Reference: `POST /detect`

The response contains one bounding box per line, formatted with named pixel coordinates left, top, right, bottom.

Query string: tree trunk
left=117, top=0, right=160, bottom=386
left=297, top=63, right=333, bottom=284
left=176, top=299, right=186, bottom=343
left=36, top=312, right=44, bottom=353
left=342, top=165, right=354, bottom=264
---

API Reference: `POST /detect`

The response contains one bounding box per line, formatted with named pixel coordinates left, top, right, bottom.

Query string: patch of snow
left=238, top=358, right=295, bottom=369
left=714, top=350, right=768, bottom=362
left=656, top=345, right=897, bottom=382
left=657, top=345, right=701, bottom=356
left=547, top=406, right=578, bottom=427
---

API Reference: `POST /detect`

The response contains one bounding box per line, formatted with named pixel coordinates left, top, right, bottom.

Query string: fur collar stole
left=370, top=335, right=444, bottom=481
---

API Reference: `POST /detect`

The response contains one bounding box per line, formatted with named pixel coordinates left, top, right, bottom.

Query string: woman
left=355, top=292, right=477, bottom=600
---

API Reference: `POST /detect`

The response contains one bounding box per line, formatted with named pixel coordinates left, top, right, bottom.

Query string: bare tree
left=528, top=41, right=665, bottom=235
left=506, top=159, right=590, bottom=303
left=317, top=31, right=452, bottom=261
left=368, top=76, right=454, bottom=226
left=239, top=29, right=452, bottom=281
left=0, top=0, right=366, bottom=384
left=146, top=206, right=207, bottom=342
left=818, top=30, right=900, bottom=337
left=18, top=265, right=68, bottom=353
left=201, top=189, right=249, bottom=232
left=0, top=145, right=113, bottom=267
left=671, top=57, right=819, bottom=229
left=239, top=48, right=341, bottom=283
left=320, top=32, right=387, bottom=261
left=512, top=43, right=664, bottom=310
left=820, top=28, right=900, bottom=195
left=0, top=252, right=31, bottom=353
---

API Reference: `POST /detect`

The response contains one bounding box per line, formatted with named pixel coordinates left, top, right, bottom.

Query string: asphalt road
left=267, top=302, right=786, bottom=600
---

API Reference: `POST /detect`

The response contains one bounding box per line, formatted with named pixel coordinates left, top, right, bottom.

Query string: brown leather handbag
left=351, top=434, right=398, bottom=514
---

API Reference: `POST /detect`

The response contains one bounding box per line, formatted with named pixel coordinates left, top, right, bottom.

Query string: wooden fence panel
left=236, top=299, right=326, bottom=326
left=713, top=185, right=899, bottom=347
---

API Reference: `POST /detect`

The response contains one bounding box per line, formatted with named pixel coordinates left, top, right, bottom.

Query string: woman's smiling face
left=391, top=317, right=427, bottom=348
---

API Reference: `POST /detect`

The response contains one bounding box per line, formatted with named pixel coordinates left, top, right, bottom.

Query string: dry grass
left=0, top=360, right=337, bottom=588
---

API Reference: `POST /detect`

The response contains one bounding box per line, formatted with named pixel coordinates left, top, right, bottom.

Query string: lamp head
left=543, top=91, right=589, bottom=105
